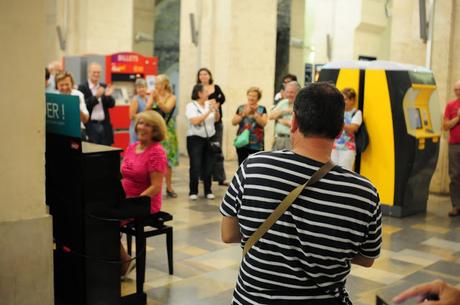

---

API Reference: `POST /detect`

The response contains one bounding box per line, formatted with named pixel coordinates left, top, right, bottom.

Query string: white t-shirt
left=71, top=89, right=89, bottom=129
left=185, top=101, right=216, bottom=138
left=88, top=82, right=105, bottom=121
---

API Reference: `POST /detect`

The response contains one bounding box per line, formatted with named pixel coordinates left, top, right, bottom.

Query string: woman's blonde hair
left=134, top=110, right=167, bottom=142
left=156, top=74, right=172, bottom=93
left=246, top=86, right=262, bottom=100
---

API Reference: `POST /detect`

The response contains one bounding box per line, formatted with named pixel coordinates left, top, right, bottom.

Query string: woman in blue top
left=129, top=78, right=148, bottom=143
left=231, top=87, right=268, bottom=165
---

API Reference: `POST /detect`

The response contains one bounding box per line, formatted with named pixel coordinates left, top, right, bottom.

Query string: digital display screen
left=408, top=71, right=436, bottom=85
left=408, top=108, right=422, bottom=129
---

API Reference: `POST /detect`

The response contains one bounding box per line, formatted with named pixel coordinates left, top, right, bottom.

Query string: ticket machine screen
left=408, top=108, right=422, bottom=129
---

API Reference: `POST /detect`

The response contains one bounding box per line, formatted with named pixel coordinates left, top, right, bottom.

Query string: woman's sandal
left=121, top=260, right=136, bottom=281
left=166, top=190, right=178, bottom=198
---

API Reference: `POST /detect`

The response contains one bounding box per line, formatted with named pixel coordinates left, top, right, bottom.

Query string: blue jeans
left=187, top=136, right=214, bottom=195
left=236, top=147, right=260, bottom=165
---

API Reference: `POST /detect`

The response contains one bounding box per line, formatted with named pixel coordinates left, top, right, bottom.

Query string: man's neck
left=89, top=80, right=98, bottom=86
left=291, top=134, right=333, bottom=163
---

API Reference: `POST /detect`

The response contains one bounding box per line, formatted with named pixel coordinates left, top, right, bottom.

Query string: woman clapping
left=232, top=87, right=268, bottom=165
left=186, top=84, right=220, bottom=200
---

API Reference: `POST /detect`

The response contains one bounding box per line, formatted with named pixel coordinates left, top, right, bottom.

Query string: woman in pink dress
left=120, top=110, right=167, bottom=277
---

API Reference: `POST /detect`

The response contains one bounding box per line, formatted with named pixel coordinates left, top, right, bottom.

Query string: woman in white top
left=185, top=84, right=220, bottom=200
left=331, top=87, right=362, bottom=171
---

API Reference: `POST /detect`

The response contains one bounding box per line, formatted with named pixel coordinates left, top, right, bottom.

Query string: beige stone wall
left=45, top=0, right=134, bottom=63
left=133, top=0, right=155, bottom=56
left=311, top=0, right=390, bottom=63
left=310, top=0, right=361, bottom=63
left=389, top=1, right=426, bottom=65
left=390, top=0, right=458, bottom=194
left=178, top=0, right=278, bottom=160
left=0, top=0, right=53, bottom=304
left=354, top=0, right=391, bottom=60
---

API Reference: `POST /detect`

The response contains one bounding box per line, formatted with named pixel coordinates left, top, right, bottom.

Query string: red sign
left=105, top=52, right=158, bottom=84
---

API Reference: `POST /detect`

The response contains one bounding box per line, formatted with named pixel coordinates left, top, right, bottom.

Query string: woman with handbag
left=331, top=87, right=362, bottom=171
left=185, top=84, right=220, bottom=200
left=196, top=68, right=228, bottom=186
left=232, top=86, right=268, bottom=165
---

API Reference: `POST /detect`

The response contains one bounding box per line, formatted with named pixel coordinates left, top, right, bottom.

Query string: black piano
left=46, top=133, right=150, bottom=305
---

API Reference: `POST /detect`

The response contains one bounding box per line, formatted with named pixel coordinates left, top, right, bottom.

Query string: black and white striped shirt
left=220, top=150, right=382, bottom=305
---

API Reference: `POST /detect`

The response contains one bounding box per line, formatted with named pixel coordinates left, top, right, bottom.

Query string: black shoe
left=166, top=190, right=178, bottom=198
left=448, top=208, right=460, bottom=217
left=218, top=181, right=229, bottom=186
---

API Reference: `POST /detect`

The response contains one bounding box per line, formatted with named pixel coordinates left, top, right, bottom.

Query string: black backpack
left=352, top=111, right=369, bottom=154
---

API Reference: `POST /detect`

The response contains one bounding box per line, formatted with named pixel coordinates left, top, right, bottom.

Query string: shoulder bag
left=193, top=102, right=222, bottom=154
left=351, top=110, right=369, bottom=154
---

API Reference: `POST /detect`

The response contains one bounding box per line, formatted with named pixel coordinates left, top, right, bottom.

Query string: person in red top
left=443, top=80, right=460, bottom=217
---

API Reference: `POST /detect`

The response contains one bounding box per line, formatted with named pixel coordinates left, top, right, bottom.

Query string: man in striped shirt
left=220, top=82, right=382, bottom=305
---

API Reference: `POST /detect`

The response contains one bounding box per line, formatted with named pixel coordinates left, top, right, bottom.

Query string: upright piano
left=46, top=133, right=150, bottom=305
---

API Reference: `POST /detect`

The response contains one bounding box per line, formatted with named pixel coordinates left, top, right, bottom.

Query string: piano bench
left=121, top=211, right=173, bottom=275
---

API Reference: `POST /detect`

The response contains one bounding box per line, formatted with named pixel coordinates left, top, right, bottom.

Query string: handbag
left=241, top=161, right=351, bottom=305
left=208, top=140, right=222, bottom=154
left=352, top=110, right=369, bottom=154
left=194, top=102, right=222, bottom=155
left=233, top=129, right=250, bottom=148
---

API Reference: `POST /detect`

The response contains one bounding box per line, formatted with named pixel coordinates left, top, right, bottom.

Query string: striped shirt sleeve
left=220, top=162, right=246, bottom=217
left=358, top=193, right=382, bottom=258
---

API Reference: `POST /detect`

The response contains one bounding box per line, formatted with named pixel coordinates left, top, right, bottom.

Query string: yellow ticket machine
left=319, top=61, right=441, bottom=217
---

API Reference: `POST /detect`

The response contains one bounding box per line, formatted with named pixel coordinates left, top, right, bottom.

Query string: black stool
left=121, top=211, right=173, bottom=275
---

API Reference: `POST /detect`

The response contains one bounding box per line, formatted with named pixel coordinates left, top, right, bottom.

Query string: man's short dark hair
left=293, top=82, right=344, bottom=139
left=283, top=73, right=297, bottom=83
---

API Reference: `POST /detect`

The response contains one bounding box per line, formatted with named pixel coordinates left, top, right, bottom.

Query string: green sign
left=46, top=93, right=81, bottom=138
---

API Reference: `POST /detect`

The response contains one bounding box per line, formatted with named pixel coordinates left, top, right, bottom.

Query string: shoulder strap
left=242, top=161, right=335, bottom=257
left=165, top=105, right=176, bottom=124
left=193, top=102, right=210, bottom=138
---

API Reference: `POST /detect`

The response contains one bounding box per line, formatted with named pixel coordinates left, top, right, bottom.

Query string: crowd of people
left=45, top=62, right=368, bottom=200
left=45, top=61, right=460, bottom=301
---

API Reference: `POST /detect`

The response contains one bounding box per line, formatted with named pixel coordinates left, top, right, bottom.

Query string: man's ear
left=290, top=112, right=298, bottom=133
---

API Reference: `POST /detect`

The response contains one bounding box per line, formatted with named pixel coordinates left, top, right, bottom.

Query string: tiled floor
left=121, top=157, right=460, bottom=305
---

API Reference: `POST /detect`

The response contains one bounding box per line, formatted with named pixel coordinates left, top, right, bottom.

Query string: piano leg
left=135, top=218, right=146, bottom=294
left=166, top=227, right=173, bottom=275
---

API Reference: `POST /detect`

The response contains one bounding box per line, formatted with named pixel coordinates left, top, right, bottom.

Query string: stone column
left=178, top=0, right=278, bottom=160
left=289, top=0, right=306, bottom=85
left=0, top=1, right=54, bottom=304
